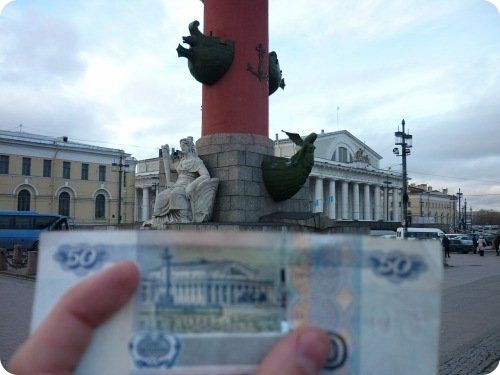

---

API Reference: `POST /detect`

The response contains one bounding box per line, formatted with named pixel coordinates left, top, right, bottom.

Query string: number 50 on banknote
left=33, top=231, right=442, bottom=374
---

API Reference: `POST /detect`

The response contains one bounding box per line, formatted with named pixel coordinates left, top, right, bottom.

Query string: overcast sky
left=1, top=0, right=499, bottom=211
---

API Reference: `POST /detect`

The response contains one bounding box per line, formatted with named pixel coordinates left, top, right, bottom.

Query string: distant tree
left=472, top=210, right=500, bottom=225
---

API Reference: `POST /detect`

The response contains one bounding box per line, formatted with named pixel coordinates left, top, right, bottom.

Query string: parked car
left=483, top=235, right=495, bottom=247
left=448, top=235, right=474, bottom=254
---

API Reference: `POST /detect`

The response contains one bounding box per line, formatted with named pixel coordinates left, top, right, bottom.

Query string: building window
left=339, top=147, right=348, bottom=163
left=43, top=160, right=52, bottom=177
left=81, top=163, right=89, bottom=180
left=17, top=189, right=31, bottom=211
left=22, top=157, right=31, bottom=176
left=63, top=161, right=71, bottom=179
left=0, top=155, right=9, bottom=174
left=99, top=165, right=106, bottom=182
left=59, top=192, right=70, bottom=216
left=95, top=194, right=106, bottom=218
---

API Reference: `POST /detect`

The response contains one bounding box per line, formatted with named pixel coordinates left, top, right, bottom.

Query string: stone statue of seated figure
left=152, top=137, right=219, bottom=226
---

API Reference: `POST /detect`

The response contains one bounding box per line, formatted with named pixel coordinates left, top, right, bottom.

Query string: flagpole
left=337, top=106, right=340, bottom=130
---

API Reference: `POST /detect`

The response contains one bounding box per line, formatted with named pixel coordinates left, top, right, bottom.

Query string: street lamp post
left=112, top=156, right=130, bottom=226
left=393, top=119, right=412, bottom=238
left=384, top=177, right=392, bottom=222
left=463, top=198, right=467, bottom=231
left=469, top=207, right=472, bottom=230
left=457, top=188, right=463, bottom=231
left=450, top=195, right=457, bottom=230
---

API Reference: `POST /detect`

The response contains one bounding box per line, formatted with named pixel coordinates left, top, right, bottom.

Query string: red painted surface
left=202, top=0, right=269, bottom=137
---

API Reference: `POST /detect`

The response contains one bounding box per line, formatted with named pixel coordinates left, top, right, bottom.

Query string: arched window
left=338, top=147, right=348, bottom=163
left=17, top=189, right=31, bottom=211
left=95, top=194, right=106, bottom=219
left=59, top=192, right=70, bottom=216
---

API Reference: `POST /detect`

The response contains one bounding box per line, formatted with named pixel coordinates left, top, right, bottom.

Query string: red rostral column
left=202, top=0, right=269, bottom=137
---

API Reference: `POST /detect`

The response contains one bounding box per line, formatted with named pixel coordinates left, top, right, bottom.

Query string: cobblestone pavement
left=440, top=252, right=500, bottom=375
left=439, top=331, right=500, bottom=375
left=0, top=273, right=34, bottom=366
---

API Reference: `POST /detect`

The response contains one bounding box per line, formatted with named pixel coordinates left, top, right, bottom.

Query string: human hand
left=9, top=262, right=330, bottom=375
left=8, top=261, right=140, bottom=374
left=256, top=326, right=331, bottom=375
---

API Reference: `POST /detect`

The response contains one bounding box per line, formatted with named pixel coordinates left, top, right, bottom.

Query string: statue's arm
left=198, top=163, right=210, bottom=177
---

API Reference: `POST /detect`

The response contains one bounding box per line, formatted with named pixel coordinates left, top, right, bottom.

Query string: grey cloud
left=0, top=90, right=115, bottom=145
left=0, top=8, right=86, bottom=85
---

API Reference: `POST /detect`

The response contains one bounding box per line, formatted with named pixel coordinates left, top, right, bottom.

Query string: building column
left=384, top=186, right=390, bottom=221
left=327, top=179, right=336, bottom=219
left=353, top=183, right=360, bottom=220
left=142, top=187, right=149, bottom=221
left=134, top=188, right=139, bottom=222
left=374, top=185, right=381, bottom=221
left=313, top=177, right=323, bottom=213
left=341, top=181, right=349, bottom=219
left=202, top=0, right=269, bottom=137
left=364, top=184, right=371, bottom=220
left=392, top=188, right=400, bottom=222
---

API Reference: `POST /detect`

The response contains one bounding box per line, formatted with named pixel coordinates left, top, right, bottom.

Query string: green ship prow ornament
left=262, top=131, right=317, bottom=202
left=176, top=20, right=235, bottom=85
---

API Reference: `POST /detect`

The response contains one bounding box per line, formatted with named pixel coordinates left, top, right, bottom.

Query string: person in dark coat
left=472, top=235, right=478, bottom=254
left=442, top=235, right=451, bottom=258
left=494, top=234, right=500, bottom=256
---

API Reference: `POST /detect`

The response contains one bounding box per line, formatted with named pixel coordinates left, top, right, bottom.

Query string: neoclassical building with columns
left=135, top=156, right=160, bottom=222
left=275, top=130, right=403, bottom=222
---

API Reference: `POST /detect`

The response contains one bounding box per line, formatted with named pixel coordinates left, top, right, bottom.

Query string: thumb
left=256, top=326, right=331, bottom=375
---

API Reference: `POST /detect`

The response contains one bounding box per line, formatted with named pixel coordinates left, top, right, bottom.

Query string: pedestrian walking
left=442, top=235, right=451, bottom=258
left=472, top=235, right=478, bottom=254
left=477, top=236, right=487, bottom=256
left=493, top=233, right=500, bottom=256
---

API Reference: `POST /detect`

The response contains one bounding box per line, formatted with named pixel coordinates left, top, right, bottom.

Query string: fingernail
left=297, top=329, right=331, bottom=375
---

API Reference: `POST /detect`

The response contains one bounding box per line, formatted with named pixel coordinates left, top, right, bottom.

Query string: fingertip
left=297, top=327, right=331, bottom=373
left=112, top=260, right=140, bottom=290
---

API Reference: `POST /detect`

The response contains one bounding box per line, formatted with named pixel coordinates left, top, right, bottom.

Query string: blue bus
left=0, top=210, right=69, bottom=251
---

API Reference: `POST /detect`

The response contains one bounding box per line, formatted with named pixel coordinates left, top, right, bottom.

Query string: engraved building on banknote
left=136, top=130, right=404, bottom=223
left=138, top=249, right=280, bottom=332
left=141, top=255, right=275, bottom=309
left=0, top=130, right=137, bottom=225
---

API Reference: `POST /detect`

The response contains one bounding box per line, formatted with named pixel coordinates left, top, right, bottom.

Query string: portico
left=310, top=175, right=400, bottom=222
left=276, top=130, right=403, bottom=222
left=135, top=157, right=161, bottom=222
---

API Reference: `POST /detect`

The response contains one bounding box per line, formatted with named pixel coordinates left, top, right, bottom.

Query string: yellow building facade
left=408, top=184, right=456, bottom=226
left=0, top=130, right=137, bottom=226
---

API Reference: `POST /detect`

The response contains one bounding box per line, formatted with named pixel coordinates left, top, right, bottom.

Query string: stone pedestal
left=197, top=133, right=310, bottom=223
left=13, top=245, right=22, bottom=266
left=26, top=251, right=38, bottom=276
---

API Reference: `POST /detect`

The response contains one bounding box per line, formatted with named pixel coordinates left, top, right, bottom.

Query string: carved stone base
left=196, top=133, right=311, bottom=223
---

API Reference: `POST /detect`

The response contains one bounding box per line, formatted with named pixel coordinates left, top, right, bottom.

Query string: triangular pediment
left=218, top=261, right=257, bottom=278
left=314, top=130, right=382, bottom=160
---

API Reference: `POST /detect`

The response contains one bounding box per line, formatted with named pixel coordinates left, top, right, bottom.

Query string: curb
left=0, top=270, right=36, bottom=281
